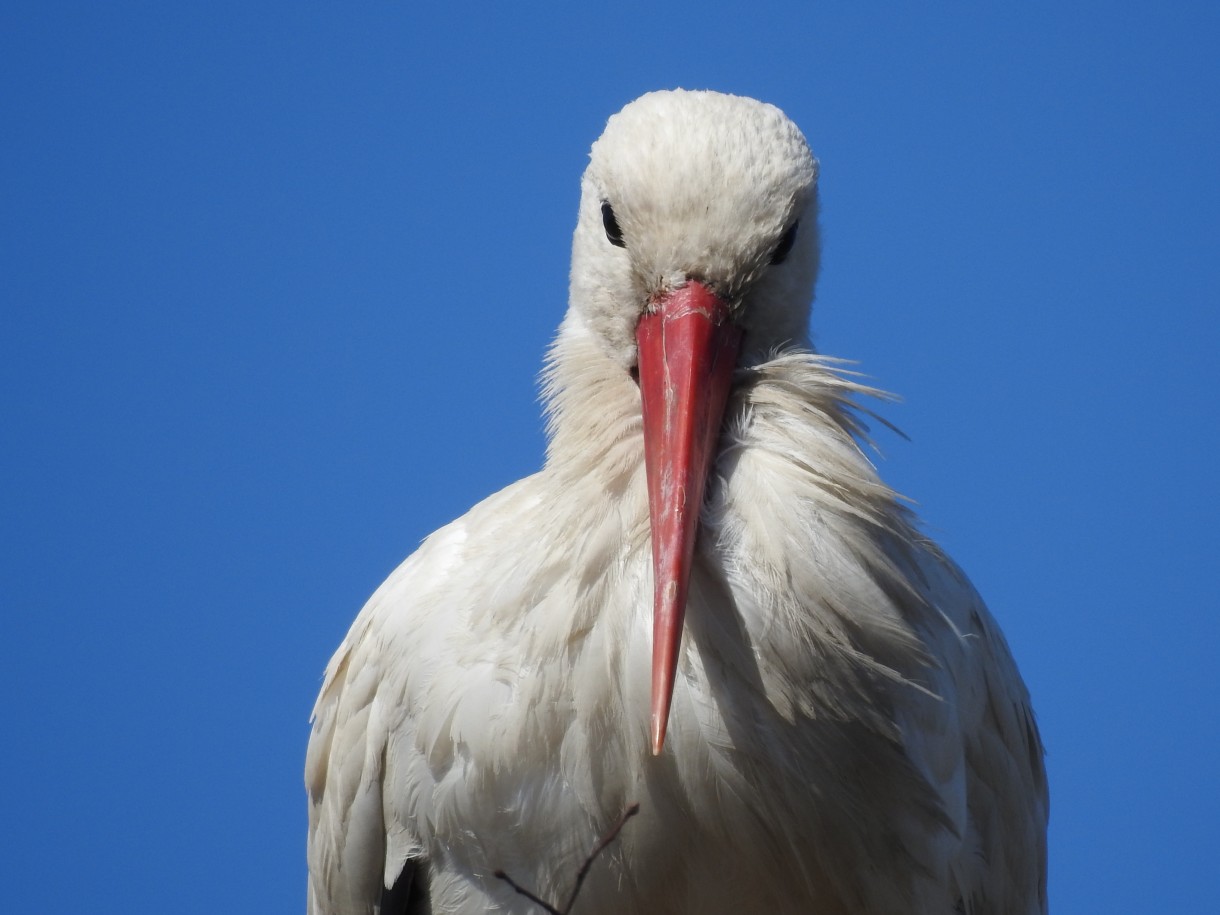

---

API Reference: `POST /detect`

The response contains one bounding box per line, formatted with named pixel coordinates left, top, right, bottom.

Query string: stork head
left=567, top=90, right=821, bottom=754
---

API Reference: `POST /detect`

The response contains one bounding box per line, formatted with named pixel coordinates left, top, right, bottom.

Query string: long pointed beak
left=636, top=280, right=742, bottom=755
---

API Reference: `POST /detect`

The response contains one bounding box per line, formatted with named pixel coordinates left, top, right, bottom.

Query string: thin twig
left=494, top=869, right=564, bottom=915
left=495, top=802, right=641, bottom=914
left=561, top=802, right=641, bottom=913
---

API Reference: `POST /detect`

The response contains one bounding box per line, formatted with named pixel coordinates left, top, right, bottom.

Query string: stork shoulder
left=906, top=547, right=1049, bottom=912
left=305, top=475, right=552, bottom=912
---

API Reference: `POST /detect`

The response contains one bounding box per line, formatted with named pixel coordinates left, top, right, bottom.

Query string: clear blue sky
left=3, top=2, right=1217, bottom=911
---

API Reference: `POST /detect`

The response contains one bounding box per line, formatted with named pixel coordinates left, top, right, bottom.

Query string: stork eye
left=770, top=221, right=799, bottom=265
left=601, top=202, right=626, bottom=248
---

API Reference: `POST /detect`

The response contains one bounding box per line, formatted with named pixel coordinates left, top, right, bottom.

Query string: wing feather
left=914, top=552, right=1049, bottom=914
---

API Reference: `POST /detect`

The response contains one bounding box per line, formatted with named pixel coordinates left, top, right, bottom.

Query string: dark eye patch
left=601, top=202, right=626, bottom=248
left=770, top=221, right=799, bottom=265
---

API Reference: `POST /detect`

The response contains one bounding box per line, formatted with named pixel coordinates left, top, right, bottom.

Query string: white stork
left=305, top=89, right=1048, bottom=914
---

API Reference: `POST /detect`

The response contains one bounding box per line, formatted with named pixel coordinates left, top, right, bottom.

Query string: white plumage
left=306, top=90, right=1047, bottom=914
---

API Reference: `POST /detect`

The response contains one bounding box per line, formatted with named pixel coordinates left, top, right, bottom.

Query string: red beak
left=636, top=280, right=742, bottom=755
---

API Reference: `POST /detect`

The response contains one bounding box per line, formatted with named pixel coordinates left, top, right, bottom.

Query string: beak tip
left=649, top=719, right=666, bottom=757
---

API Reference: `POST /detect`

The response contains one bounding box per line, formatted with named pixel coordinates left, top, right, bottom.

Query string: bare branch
left=494, top=869, right=564, bottom=915
left=561, top=803, right=640, bottom=912
left=495, top=802, right=641, bottom=914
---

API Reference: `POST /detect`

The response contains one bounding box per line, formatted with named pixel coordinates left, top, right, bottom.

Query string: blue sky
left=3, top=2, right=1217, bottom=911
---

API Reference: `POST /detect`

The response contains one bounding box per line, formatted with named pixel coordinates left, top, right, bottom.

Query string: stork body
left=306, top=91, right=1047, bottom=914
